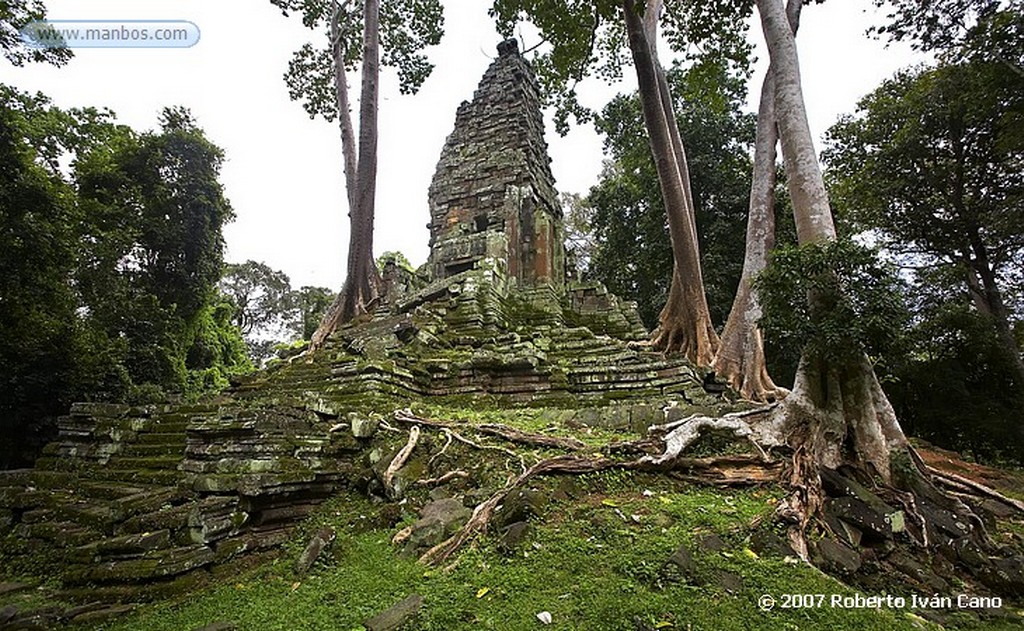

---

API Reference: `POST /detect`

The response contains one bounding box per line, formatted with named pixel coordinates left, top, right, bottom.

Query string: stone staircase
left=0, top=271, right=730, bottom=611
left=0, top=401, right=360, bottom=604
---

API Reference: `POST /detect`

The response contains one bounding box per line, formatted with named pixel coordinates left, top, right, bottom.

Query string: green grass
left=91, top=475, right=1012, bottom=631
left=407, top=403, right=642, bottom=450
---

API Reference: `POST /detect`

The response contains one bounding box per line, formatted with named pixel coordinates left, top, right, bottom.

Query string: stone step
left=554, top=351, right=640, bottom=365
left=117, top=501, right=196, bottom=536
left=76, top=481, right=152, bottom=500
left=105, top=456, right=185, bottom=471
left=120, top=442, right=186, bottom=457
left=21, top=501, right=121, bottom=533
left=15, top=520, right=100, bottom=547
left=113, top=486, right=190, bottom=518
left=133, top=432, right=187, bottom=446
left=135, top=420, right=189, bottom=434
left=64, top=544, right=215, bottom=585
left=70, top=530, right=172, bottom=563
left=96, top=468, right=184, bottom=486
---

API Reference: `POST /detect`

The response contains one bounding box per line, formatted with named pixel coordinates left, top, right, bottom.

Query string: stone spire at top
left=426, top=39, right=564, bottom=290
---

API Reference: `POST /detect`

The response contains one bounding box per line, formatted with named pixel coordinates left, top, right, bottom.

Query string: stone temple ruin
left=0, top=41, right=724, bottom=614
left=427, top=39, right=564, bottom=293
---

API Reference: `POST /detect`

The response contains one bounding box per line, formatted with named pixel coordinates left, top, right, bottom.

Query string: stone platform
left=0, top=39, right=732, bottom=611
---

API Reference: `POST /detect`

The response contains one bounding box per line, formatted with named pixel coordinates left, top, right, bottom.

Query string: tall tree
left=220, top=261, right=295, bottom=336
left=825, top=57, right=1024, bottom=388
left=872, top=0, right=1020, bottom=60
left=752, top=0, right=918, bottom=551
left=712, top=0, right=800, bottom=402
left=0, top=97, right=86, bottom=467
left=586, top=59, right=756, bottom=330
left=272, top=0, right=443, bottom=348
left=490, top=0, right=751, bottom=365
left=218, top=260, right=336, bottom=363
left=620, top=0, right=719, bottom=363
left=76, top=107, right=248, bottom=396
left=1, top=90, right=248, bottom=465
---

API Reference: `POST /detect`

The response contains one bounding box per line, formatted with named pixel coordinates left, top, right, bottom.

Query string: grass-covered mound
left=83, top=465, right=1020, bottom=630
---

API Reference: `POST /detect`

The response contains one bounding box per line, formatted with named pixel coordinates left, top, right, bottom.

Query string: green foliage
left=755, top=240, right=909, bottom=365
left=585, top=59, right=758, bottom=328
left=219, top=260, right=335, bottom=363
left=0, top=86, right=250, bottom=465
left=824, top=52, right=1024, bottom=461
left=887, top=304, right=1024, bottom=463
left=0, top=0, right=72, bottom=66
left=489, top=0, right=752, bottom=134
left=869, top=0, right=1018, bottom=61
left=825, top=59, right=1024, bottom=280
left=0, top=97, right=90, bottom=466
left=290, top=285, right=336, bottom=341
left=376, top=250, right=414, bottom=273
left=220, top=260, right=295, bottom=354
left=561, top=192, right=595, bottom=280
left=74, top=105, right=244, bottom=397
left=274, top=0, right=445, bottom=120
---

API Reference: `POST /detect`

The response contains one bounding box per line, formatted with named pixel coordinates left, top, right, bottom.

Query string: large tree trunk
left=330, top=1, right=358, bottom=211
left=623, top=0, right=720, bottom=366
left=342, top=0, right=381, bottom=320
left=752, top=2, right=1008, bottom=571
left=712, top=71, right=784, bottom=401
left=965, top=229, right=1024, bottom=388
left=755, top=0, right=909, bottom=480
left=310, top=0, right=383, bottom=350
left=712, top=0, right=801, bottom=402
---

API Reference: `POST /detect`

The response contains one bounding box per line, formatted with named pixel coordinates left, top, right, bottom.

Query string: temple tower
left=426, top=39, right=564, bottom=291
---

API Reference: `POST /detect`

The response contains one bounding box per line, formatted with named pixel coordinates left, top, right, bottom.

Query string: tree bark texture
left=331, top=1, right=358, bottom=212
left=756, top=0, right=909, bottom=483
left=623, top=0, right=720, bottom=366
left=310, top=0, right=383, bottom=350
left=713, top=0, right=802, bottom=402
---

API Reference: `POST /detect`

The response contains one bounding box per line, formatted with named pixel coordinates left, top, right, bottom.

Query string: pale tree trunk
left=712, top=71, right=784, bottom=401
left=749, top=2, right=1008, bottom=567
left=755, top=0, right=909, bottom=483
left=712, top=0, right=802, bottom=402
left=331, top=1, right=358, bottom=210
left=623, top=0, right=720, bottom=366
left=310, top=0, right=383, bottom=350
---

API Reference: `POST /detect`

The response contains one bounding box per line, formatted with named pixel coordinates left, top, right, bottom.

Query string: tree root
left=383, top=426, right=419, bottom=498
left=417, top=470, right=469, bottom=487
left=419, top=455, right=621, bottom=566
left=387, top=406, right=1021, bottom=580
left=393, top=409, right=585, bottom=452
left=643, top=405, right=776, bottom=464
left=428, top=431, right=454, bottom=467
left=419, top=450, right=780, bottom=566
left=926, top=466, right=1024, bottom=514
left=476, top=423, right=587, bottom=451
left=393, top=410, right=525, bottom=472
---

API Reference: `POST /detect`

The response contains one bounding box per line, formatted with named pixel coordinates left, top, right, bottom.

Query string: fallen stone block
left=364, top=594, right=423, bottom=631
left=294, top=527, right=336, bottom=576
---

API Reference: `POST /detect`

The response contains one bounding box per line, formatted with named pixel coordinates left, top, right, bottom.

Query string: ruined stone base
left=0, top=268, right=729, bottom=606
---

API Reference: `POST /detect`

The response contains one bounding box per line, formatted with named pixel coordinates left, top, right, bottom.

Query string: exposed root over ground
left=382, top=406, right=1024, bottom=604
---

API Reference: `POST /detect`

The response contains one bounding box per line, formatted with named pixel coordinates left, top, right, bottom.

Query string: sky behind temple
left=5, top=1, right=925, bottom=290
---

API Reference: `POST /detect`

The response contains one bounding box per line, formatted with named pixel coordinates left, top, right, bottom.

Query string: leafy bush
left=755, top=239, right=909, bottom=364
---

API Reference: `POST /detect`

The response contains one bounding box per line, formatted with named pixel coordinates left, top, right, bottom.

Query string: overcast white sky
left=5, top=1, right=925, bottom=290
